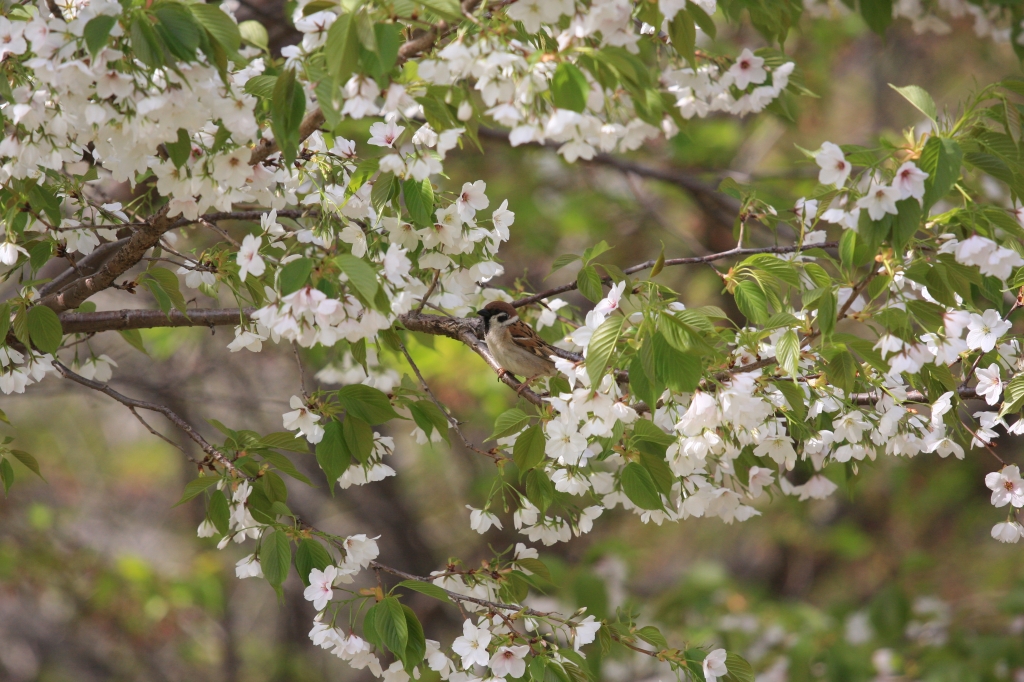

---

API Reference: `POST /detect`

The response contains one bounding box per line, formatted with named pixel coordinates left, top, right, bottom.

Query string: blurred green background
left=3, top=5, right=1024, bottom=682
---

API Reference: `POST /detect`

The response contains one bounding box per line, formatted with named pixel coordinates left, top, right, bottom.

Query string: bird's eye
left=495, top=313, right=507, bottom=322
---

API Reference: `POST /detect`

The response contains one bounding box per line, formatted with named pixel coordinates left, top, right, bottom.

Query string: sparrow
left=476, top=300, right=559, bottom=393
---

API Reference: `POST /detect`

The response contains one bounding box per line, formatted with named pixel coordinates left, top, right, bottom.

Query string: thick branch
left=39, top=208, right=179, bottom=314
left=60, top=307, right=255, bottom=334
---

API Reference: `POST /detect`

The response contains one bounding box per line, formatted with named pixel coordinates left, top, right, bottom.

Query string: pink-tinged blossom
left=489, top=645, right=529, bottom=678
left=966, top=309, right=1011, bottom=352
left=729, top=49, right=766, bottom=89
left=303, top=566, right=339, bottom=611
left=456, top=180, right=489, bottom=221
left=367, top=120, right=405, bottom=147
left=237, top=234, right=265, bottom=282
left=893, top=161, right=929, bottom=200
left=856, top=184, right=901, bottom=221
left=282, top=395, right=325, bottom=444
left=815, top=142, right=851, bottom=187
left=975, top=364, right=1002, bottom=406
left=702, top=649, right=729, bottom=682
left=986, top=466, right=1024, bottom=508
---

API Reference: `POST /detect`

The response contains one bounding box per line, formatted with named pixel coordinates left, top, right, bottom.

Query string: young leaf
left=278, top=257, right=313, bottom=295
left=26, top=305, right=63, bottom=354
left=576, top=265, right=604, bottom=302
left=620, top=462, right=662, bottom=511
left=397, top=579, right=452, bottom=603
left=335, top=253, right=380, bottom=304
left=513, top=425, right=546, bottom=473
left=375, top=596, right=409, bottom=657
left=270, top=68, right=306, bottom=167
left=238, top=19, right=269, bottom=51
left=488, top=408, right=531, bottom=441
left=295, top=539, right=333, bottom=585
left=84, top=15, right=118, bottom=56
left=733, top=280, right=769, bottom=325
left=776, top=329, right=801, bottom=377
left=208, top=489, right=230, bottom=534
left=316, top=420, right=350, bottom=493
left=337, top=384, right=400, bottom=424
left=190, top=3, right=242, bottom=52
left=259, top=530, right=292, bottom=586
left=401, top=605, right=426, bottom=671
left=342, top=414, right=375, bottom=464
left=0, top=458, right=12, bottom=496
left=325, top=13, right=360, bottom=82
left=174, top=476, right=221, bottom=507
left=586, top=316, right=622, bottom=389
left=889, top=83, right=937, bottom=123
left=551, top=62, right=590, bottom=112
left=9, top=450, right=44, bottom=481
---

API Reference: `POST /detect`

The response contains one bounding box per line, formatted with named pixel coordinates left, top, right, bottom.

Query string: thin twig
left=293, top=341, right=309, bottom=399
left=397, top=339, right=509, bottom=462
left=416, top=270, right=441, bottom=314
left=54, top=361, right=239, bottom=475
left=512, top=241, right=839, bottom=308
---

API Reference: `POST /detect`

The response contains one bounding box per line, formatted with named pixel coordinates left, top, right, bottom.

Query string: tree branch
left=59, top=307, right=255, bottom=334
left=512, top=241, right=839, bottom=307
left=53, top=361, right=240, bottom=475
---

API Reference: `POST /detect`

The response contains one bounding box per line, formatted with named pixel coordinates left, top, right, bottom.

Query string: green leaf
left=238, top=19, right=268, bottom=51
left=164, top=128, right=193, bottom=168
left=859, top=0, right=893, bottom=35
left=244, top=74, right=278, bottom=99
left=733, top=280, right=769, bottom=324
left=513, top=425, right=546, bottom=473
left=401, top=605, right=426, bottom=671
left=144, top=267, right=186, bottom=313
left=408, top=400, right=450, bottom=444
left=130, top=14, right=164, bottom=68
left=488, top=408, right=531, bottom=441
left=260, top=431, right=311, bottom=453
left=632, top=419, right=675, bottom=447
left=316, top=420, right=350, bottom=493
left=279, top=257, right=313, bottom=295
left=84, top=14, right=118, bottom=56
left=9, top=449, right=44, bottom=481
left=402, top=178, right=435, bottom=226
left=638, top=450, right=674, bottom=496
left=551, top=62, right=589, bottom=112
left=587, top=316, right=623, bottom=388
left=371, top=172, right=397, bottom=213
left=337, top=384, right=400, bottom=424
left=817, top=287, right=837, bottom=338
left=375, top=596, right=409, bottom=656
left=325, top=12, right=360, bottom=82
left=889, top=83, right=937, bottom=123
left=919, top=137, right=963, bottom=211
left=576, top=265, right=604, bottom=302
left=27, top=305, right=62, bottom=354
left=154, top=4, right=202, bottom=61
left=335, top=253, right=380, bottom=304
left=270, top=68, right=306, bottom=167
left=12, top=306, right=30, bottom=348
left=652, top=333, right=702, bottom=393
left=620, top=462, right=662, bottom=510
left=549, top=254, right=580, bottom=275
left=892, top=198, right=922, bottom=249
left=190, top=3, right=241, bottom=52
left=0, top=302, right=10, bottom=342
left=0, top=458, right=12, bottom=496
left=295, top=539, right=333, bottom=585
left=412, top=0, right=463, bottom=20
left=839, top=230, right=856, bottom=269
left=174, top=476, right=221, bottom=507
left=343, top=414, right=375, bottom=464
left=515, top=557, right=552, bottom=582
left=397, top=579, right=451, bottom=603
left=668, top=9, right=697, bottom=68
left=773, top=380, right=807, bottom=422
left=687, top=1, right=716, bottom=38
left=776, top=330, right=800, bottom=377
left=259, top=450, right=313, bottom=485
left=824, top=348, right=858, bottom=394
left=526, top=469, right=556, bottom=512
left=723, top=652, right=756, bottom=682
left=208, top=489, right=230, bottom=534
left=259, top=530, right=292, bottom=587
left=635, top=626, right=668, bottom=651
left=1000, top=374, right=1024, bottom=416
